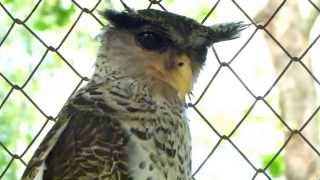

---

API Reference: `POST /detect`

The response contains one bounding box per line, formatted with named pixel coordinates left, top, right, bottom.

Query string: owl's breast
left=119, top=102, right=192, bottom=180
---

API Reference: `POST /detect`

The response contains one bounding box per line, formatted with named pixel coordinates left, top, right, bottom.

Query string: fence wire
left=0, top=0, right=320, bottom=179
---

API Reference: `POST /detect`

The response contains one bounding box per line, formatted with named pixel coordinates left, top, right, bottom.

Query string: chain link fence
left=0, top=0, right=320, bottom=179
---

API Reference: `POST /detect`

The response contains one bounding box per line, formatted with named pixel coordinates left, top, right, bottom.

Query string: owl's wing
left=21, top=94, right=128, bottom=180
left=21, top=106, right=72, bottom=180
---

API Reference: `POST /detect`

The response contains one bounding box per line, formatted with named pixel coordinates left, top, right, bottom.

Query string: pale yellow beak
left=145, top=54, right=193, bottom=99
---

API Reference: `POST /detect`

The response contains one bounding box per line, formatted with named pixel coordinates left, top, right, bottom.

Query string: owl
left=22, top=2, right=247, bottom=180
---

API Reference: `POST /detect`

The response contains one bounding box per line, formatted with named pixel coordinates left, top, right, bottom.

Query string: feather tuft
left=209, top=21, right=250, bottom=43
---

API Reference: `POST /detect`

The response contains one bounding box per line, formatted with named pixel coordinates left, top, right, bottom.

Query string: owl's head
left=96, top=7, right=247, bottom=100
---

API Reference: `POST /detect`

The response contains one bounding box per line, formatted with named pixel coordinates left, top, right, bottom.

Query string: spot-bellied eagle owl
left=22, top=2, right=247, bottom=180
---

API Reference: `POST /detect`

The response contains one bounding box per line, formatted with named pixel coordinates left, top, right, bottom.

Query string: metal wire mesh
left=0, top=0, right=320, bottom=179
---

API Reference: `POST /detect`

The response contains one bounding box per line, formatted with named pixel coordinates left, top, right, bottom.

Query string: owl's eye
left=136, top=32, right=168, bottom=51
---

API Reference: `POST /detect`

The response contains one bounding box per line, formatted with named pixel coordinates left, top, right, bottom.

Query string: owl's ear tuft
left=119, top=0, right=134, bottom=13
left=102, top=10, right=147, bottom=29
left=206, top=21, right=250, bottom=44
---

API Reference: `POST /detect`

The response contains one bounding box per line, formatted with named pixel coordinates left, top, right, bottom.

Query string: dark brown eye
left=136, top=32, right=168, bottom=51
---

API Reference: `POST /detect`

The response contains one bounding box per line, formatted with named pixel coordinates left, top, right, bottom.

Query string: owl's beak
left=145, top=53, right=193, bottom=99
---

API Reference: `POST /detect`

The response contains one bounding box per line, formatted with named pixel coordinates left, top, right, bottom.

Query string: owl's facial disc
left=145, top=53, right=192, bottom=99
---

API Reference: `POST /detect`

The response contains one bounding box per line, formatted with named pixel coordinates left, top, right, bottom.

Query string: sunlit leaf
left=3, top=0, right=14, bottom=4
left=262, top=154, right=285, bottom=178
left=33, top=20, right=51, bottom=31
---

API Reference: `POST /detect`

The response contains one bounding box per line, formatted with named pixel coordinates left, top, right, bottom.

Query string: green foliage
left=0, top=0, right=78, bottom=179
left=262, top=154, right=285, bottom=178
left=32, top=0, right=76, bottom=31
left=195, top=6, right=212, bottom=21
left=3, top=0, right=14, bottom=3
left=0, top=149, right=16, bottom=180
left=164, top=0, right=176, bottom=5
left=0, top=83, right=36, bottom=179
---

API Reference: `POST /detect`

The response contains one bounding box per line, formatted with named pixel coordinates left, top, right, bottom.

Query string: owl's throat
left=90, top=68, right=183, bottom=105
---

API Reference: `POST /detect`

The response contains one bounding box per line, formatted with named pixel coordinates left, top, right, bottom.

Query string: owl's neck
left=89, top=67, right=186, bottom=108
